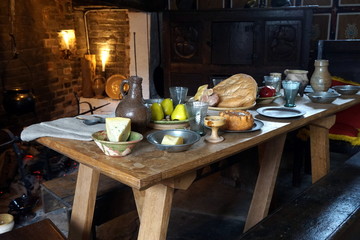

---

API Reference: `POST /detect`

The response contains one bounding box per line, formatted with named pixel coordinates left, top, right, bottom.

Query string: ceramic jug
left=92, top=75, right=105, bottom=99
left=310, top=60, right=332, bottom=92
left=284, top=69, right=309, bottom=97
left=115, top=76, right=150, bottom=134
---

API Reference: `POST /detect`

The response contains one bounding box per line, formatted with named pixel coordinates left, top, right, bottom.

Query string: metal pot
left=3, top=88, right=36, bottom=115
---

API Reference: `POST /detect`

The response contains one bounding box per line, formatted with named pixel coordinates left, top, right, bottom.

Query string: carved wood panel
left=265, top=21, right=301, bottom=65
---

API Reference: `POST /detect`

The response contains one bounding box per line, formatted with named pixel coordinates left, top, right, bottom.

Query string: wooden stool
left=0, top=219, right=66, bottom=240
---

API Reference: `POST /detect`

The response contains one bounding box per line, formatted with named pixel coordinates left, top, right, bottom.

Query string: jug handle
left=120, top=79, right=129, bottom=97
left=284, top=69, right=289, bottom=75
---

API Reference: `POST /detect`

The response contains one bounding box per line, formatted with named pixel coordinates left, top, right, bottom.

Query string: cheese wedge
left=161, top=135, right=184, bottom=145
left=106, top=117, right=131, bottom=142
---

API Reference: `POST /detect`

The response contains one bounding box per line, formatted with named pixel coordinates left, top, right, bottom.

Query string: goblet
left=204, top=116, right=226, bottom=143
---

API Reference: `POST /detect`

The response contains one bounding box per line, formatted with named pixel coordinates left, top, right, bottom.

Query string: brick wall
left=0, top=0, right=131, bottom=135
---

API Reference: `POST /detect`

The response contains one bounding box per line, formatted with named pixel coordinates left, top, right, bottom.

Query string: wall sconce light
left=100, top=48, right=110, bottom=73
left=58, top=30, right=75, bottom=59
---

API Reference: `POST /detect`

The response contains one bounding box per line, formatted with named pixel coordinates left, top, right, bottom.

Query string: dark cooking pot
left=3, top=88, right=36, bottom=115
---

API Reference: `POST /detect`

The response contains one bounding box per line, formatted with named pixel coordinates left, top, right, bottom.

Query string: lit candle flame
left=61, top=31, right=70, bottom=49
left=101, top=49, right=109, bottom=72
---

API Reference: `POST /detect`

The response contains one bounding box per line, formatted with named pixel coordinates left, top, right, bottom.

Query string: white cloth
left=20, top=114, right=113, bottom=142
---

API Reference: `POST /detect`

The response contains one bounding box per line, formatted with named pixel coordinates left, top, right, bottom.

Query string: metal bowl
left=306, top=92, right=340, bottom=104
left=92, top=131, right=143, bottom=157
left=147, top=129, right=201, bottom=152
left=332, top=85, right=360, bottom=95
left=144, top=98, right=164, bottom=108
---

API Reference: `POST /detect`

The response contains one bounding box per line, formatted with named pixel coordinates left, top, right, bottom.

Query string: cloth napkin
left=20, top=114, right=113, bottom=142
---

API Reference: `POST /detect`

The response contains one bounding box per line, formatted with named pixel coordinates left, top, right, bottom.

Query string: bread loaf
left=213, top=74, right=257, bottom=108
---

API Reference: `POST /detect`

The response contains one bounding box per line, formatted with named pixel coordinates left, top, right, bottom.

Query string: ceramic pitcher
left=284, top=69, right=309, bottom=97
left=310, top=60, right=332, bottom=92
left=115, top=76, right=150, bottom=134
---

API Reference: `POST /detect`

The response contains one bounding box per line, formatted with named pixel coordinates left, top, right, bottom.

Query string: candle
left=101, top=50, right=109, bottom=72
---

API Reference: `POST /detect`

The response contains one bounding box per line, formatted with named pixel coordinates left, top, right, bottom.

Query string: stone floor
left=0, top=146, right=353, bottom=239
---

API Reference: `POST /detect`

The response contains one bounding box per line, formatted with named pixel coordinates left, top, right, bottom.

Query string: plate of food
left=195, top=74, right=258, bottom=111
left=105, top=74, right=128, bottom=100
left=208, top=102, right=256, bottom=111
left=205, top=119, right=263, bottom=133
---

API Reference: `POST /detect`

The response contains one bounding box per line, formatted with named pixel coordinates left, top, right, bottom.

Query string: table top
left=37, top=93, right=360, bottom=190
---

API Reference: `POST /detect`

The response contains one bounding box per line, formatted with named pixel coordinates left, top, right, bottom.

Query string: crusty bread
left=219, top=110, right=254, bottom=131
left=213, top=74, right=257, bottom=108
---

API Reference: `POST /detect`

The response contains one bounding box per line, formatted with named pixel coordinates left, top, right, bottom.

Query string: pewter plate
left=207, top=119, right=264, bottom=133
left=208, top=102, right=256, bottom=111
left=257, top=107, right=305, bottom=118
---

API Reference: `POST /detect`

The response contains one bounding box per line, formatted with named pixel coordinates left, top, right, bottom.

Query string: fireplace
left=0, top=0, right=163, bottom=134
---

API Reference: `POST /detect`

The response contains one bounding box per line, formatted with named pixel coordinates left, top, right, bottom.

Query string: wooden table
left=37, top=93, right=360, bottom=240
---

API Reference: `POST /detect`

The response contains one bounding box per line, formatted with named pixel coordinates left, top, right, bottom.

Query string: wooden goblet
left=204, top=116, right=226, bottom=143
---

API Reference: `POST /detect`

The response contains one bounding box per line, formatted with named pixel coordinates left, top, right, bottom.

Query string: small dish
left=257, top=93, right=282, bottom=104
left=147, top=129, right=201, bottom=152
left=92, top=130, right=143, bottom=157
left=0, top=213, right=14, bottom=234
left=307, top=92, right=340, bottom=104
left=332, top=85, right=360, bottom=95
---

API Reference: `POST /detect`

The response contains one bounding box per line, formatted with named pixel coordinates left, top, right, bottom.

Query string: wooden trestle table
left=37, top=93, right=360, bottom=240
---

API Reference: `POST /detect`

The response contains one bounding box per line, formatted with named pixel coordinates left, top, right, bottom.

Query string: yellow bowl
left=0, top=213, right=14, bottom=234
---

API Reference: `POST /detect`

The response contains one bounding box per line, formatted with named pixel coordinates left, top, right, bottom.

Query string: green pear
left=171, top=104, right=188, bottom=121
left=161, top=98, right=174, bottom=116
left=150, top=103, right=164, bottom=121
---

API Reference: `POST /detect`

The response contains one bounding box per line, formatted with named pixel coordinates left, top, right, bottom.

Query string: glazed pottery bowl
left=307, top=92, right=340, bottom=104
left=92, top=130, right=143, bottom=157
left=332, top=85, right=360, bottom=95
left=147, top=129, right=201, bottom=152
left=257, top=92, right=282, bottom=104
left=0, top=213, right=14, bottom=234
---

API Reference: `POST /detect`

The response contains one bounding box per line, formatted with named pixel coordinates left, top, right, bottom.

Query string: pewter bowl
left=144, top=98, right=164, bottom=108
left=147, top=129, right=201, bottom=152
left=307, top=92, right=340, bottom=104
left=332, top=85, right=360, bottom=95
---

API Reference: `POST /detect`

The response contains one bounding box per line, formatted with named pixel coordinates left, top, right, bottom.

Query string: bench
left=238, top=150, right=360, bottom=240
left=0, top=219, right=66, bottom=240
left=40, top=171, right=137, bottom=234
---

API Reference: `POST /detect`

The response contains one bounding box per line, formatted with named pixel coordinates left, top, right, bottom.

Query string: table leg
left=244, top=133, right=286, bottom=232
left=309, top=115, right=336, bottom=183
left=137, top=184, right=174, bottom=240
left=68, top=163, right=100, bottom=240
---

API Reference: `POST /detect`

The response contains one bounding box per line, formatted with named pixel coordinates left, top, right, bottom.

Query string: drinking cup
left=264, top=75, right=281, bottom=93
left=211, top=77, right=224, bottom=87
left=282, top=81, right=300, bottom=107
left=169, top=87, right=188, bottom=106
left=185, top=101, right=209, bottom=135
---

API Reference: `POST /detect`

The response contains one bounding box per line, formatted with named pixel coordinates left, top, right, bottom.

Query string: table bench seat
left=0, top=219, right=66, bottom=240
left=239, top=151, right=360, bottom=240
